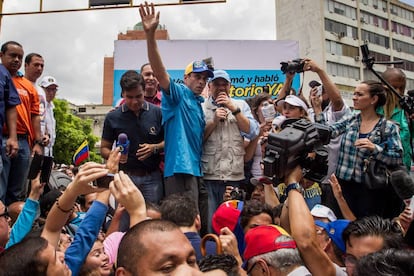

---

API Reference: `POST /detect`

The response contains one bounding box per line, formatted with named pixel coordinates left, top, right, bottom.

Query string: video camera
left=280, top=59, right=305, bottom=74
left=263, top=119, right=330, bottom=183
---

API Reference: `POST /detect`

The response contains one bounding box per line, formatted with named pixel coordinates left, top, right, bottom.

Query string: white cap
left=40, top=76, right=58, bottom=88
left=311, top=204, right=337, bottom=222
left=277, top=95, right=308, bottom=111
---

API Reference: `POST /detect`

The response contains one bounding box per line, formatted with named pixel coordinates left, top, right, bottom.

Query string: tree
left=53, top=99, right=102, bottom=165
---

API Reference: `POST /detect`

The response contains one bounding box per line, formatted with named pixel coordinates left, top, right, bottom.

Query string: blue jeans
left=205, top=179, right=242, bottom=233
left=0, top=138, right=31, bottom=205
left=129, top=170, right=164, bottom=204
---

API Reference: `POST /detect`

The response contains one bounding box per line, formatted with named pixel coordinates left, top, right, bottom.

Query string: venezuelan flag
left=73, top=140, right=89, bottom=166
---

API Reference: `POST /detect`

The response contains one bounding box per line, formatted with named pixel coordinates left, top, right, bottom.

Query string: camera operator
left=378, top=68, right=412, bottom=171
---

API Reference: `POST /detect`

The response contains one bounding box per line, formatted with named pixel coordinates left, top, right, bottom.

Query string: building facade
left=275, top=0, right=414, bottom=105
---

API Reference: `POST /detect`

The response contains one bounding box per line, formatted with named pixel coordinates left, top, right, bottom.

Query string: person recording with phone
left=100, top=70, right=164, bottom=205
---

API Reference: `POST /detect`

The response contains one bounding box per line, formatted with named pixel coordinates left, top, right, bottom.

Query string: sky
left=0, top=0, right=277, bottom=105
left=1, top=0, right=413, bottom=105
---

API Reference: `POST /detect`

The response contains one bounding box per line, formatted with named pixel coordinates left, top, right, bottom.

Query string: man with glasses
left=342, top=216, right=405, bottom=276
left=40, top=76, right=58, bottom=156
left=243, top=224, right=310, bottom=276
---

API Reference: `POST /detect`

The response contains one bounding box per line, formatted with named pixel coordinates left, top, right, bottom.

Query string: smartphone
left=316, top=85, right=323, bottom=96
left=27, top=153, right=43, bottom=180
left=40, top=156, right=54, bottom=184
left=95, top=173, right=114, bottom=189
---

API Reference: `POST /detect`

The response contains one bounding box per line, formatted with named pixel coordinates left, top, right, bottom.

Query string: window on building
left=327, top=62, right=360, bottom=80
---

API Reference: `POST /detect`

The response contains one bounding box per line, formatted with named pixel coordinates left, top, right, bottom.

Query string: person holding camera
left=329, top=80, right=403, bottom=218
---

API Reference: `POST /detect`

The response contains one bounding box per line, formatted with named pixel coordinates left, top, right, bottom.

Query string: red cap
left=244, top=225, right=297, bottom=261
left=212, top=200, right=243, bottom=234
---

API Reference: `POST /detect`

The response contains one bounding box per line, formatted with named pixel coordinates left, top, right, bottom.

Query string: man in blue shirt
left=140, top=3, right=213, bottom=205
left=0, top=64, right=20, bottom=176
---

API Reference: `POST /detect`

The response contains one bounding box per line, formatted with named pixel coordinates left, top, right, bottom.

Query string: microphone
left=116, top=133, right=130, bottom=164
left=390, top=169, right=414, bottom=201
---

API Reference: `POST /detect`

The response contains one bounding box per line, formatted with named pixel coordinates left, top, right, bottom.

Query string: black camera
left=230, top=187, right=246, bottom=201
left=263, top=119, right=330, bottom=183
left=280, top=59, right=305, bottom=74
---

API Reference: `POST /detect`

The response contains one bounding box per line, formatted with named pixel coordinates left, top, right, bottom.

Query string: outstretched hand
left=139, top=1, right=160, bottom=34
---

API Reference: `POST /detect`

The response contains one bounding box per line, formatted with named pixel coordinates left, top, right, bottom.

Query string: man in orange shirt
left=0, top=41, right=42, bottom=205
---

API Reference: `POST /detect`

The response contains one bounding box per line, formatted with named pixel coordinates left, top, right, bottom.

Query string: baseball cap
left=40, top=76, right=59, bottom=88
left=276, top=95, right=308, bottom=111
left=184, top=60, right=214, bottom=78
left=210, top=69, right=230, bottom=83
left=244, top=224, right=297, bottom=261
left=309, top=80, right=321, bottom=88
left=315, top=219, right=350, bottom=253
left=250, top=176, right=273, bottom=186
left=212, top=200, right=243, bottom=234
left=310, top=204, right=337, bottom=222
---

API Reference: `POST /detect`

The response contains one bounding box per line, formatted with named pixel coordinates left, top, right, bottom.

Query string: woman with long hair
left=330, top=80, right=403, bottom=218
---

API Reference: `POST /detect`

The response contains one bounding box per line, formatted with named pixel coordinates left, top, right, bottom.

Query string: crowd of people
left=0, top=1, right=414, bottom=275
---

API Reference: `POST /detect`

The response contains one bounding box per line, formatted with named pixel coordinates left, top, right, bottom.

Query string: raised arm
left=41, top=162, right=108, bottom=247
left=139, top=2, right=170, bottom=92
left=286, top=166, right=336, bottom=276
left=305, top=58, right=344, bottom=112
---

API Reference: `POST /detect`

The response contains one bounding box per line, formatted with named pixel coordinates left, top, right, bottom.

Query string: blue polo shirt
left=102, top=101, right=164, bottom=171
left=0, top=65, right=21, bottom=142
left=161, top=78, right=205, bottom=177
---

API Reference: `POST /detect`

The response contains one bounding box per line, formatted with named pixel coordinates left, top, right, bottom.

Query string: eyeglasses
left=246, top=261, right=258, bottom=275
left=0, top=208, right=9, bottom=219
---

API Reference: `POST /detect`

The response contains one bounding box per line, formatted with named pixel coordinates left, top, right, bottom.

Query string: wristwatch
left=232, top=107, right=241, bottom=116
left=285, top=183, right=303, bottom=194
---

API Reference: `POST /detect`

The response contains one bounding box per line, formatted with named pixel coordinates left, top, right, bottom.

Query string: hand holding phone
left=94, top=173, right=115, bottom=189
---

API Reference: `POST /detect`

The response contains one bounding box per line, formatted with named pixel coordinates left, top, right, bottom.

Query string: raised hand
left=139, top=1, right=160, bottom=34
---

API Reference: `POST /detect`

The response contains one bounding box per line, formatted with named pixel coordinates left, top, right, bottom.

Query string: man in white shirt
left=39, top=76, right=58, bottom=156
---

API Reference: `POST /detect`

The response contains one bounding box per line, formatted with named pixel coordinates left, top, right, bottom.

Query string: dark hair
left=250, top=93, right=273, bottom=121
left=160, top=194, right=198, bottom=227
left=240, top=200, right=273, bottom=230
left=342, top=216, right=404, bottom=250
left=198, top=254, right=240, bottom=275
left=0, top=236, right=49, bottom=275
left=120, top=70, right=145, bottom=93
left=361, top=80, right=387, bottom=108
left=24, top=53, right=43, bottom=65
left=117, top=220, right=179, bottom=273
left=355, top=248, right=414, bottom=276
left=140, top=62, right=150, bottom=73
left=1, top=41, right=22, bottom=54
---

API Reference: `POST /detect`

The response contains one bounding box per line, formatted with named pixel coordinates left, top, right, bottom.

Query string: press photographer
left=263, top=119, right=330, bottom=183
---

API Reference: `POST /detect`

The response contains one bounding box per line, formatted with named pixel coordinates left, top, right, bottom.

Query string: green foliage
left=53, top=99, right=102, bottom=165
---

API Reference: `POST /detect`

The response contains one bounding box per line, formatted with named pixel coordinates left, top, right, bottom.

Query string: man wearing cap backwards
left=139, top=2, right=212, bottom=205
left=202, top=69, right=259, bottom=230
left=39, top=76, right=58, bottom=156
left=0, top=41, right=42, bottom=206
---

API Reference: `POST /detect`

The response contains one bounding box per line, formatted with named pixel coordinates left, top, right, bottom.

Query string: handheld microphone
left=390, top=169, right=414, bottom=201
left=116, top=133, right=130, bottom=164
